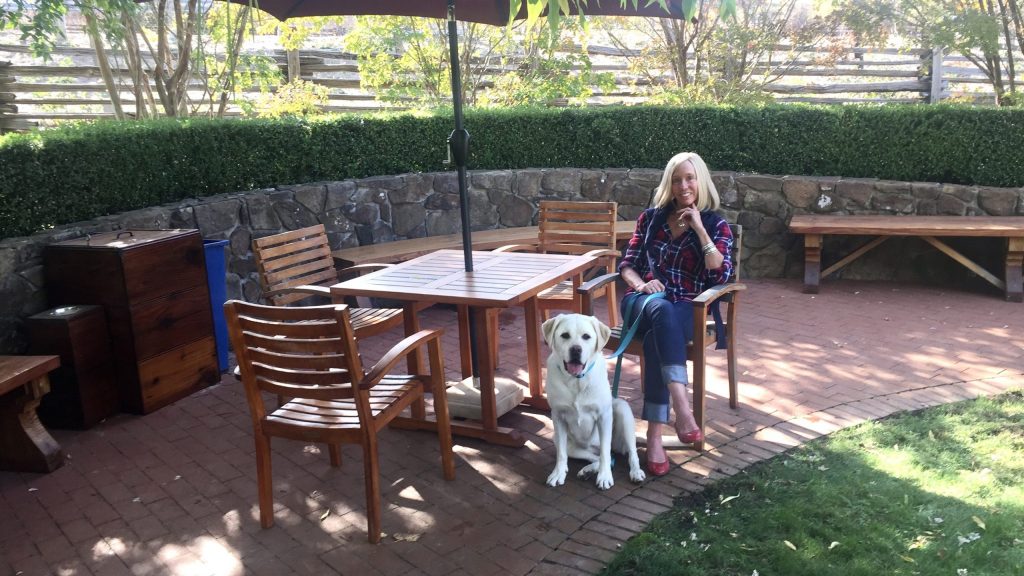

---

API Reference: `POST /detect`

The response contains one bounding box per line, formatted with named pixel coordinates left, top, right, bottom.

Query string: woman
left=619, top=152, right=734, bottom=477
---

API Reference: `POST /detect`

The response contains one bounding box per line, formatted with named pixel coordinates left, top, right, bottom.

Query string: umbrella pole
left=447, top=0, right=481, bottom=380
left=447, top=0, right=472, bottom=274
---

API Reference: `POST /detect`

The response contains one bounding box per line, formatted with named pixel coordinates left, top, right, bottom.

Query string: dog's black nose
left=569, top=345, right=582, bottom=362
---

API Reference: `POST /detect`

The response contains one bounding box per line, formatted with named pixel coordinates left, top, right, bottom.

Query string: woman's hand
left=637, top=279, right=665, bottom=294
left=678, top=206, right=705, bottom=233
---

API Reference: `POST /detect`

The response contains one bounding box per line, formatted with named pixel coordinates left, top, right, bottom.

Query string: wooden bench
left=789, top=215, right=1024, bottom=302
left=333, top=221, right=636, bottom=267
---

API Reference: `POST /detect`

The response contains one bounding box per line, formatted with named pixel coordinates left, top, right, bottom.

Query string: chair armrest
left=493, top=244, right=537, bottom=253
left=345, top=262, right=395, bottom=274
left=583, top=248, right=620, bottom=260
left=691, top=282, right=746, bottom=309
left=362, top=329, right=444, bottom=388
left=578, top=272, right=621, bottom=295
left=576, top=272, right=621, bottom=316
left=265, top=285, right=330, bottom=299
left=337, top=262, right=394, bottom=280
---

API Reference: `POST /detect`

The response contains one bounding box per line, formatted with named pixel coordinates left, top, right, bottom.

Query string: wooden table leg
left=473, top=307, right=498, bottom=431
left=403, top=302, right=426, bottom=420
left=0, top=375, right=64, bottom=473
left=520, top=296, right=550, bottom=411
left=803, top=233, right=822, bottom=294
left=1006, top=237, right=1024, bottom=302
left=456, top=305, right=472, bottom=379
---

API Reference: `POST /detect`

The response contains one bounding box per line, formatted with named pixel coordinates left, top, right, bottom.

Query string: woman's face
left=671, top=160, right=699, bottom=209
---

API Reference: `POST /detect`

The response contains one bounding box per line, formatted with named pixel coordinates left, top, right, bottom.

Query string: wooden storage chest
left=44, top=229, right=219, bottom=414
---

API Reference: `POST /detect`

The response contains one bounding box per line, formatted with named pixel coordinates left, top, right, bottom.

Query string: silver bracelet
left=702, top=242, right=717, bottom=255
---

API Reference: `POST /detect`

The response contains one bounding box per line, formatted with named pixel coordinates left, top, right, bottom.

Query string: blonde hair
left=651, top=152, right=720, bottom=211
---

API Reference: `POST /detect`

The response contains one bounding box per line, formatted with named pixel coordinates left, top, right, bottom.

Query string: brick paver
left=2, top=278, right=1023, bottom=575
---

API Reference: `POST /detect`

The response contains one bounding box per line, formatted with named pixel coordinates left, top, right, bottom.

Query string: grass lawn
left=603, top=390, right=1024, bottom=576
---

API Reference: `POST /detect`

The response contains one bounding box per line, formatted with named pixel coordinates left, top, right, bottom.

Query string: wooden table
left=332, top=221, right=636, bottom=267
left=331, top=250, right=597, bottom=447
left=0, top=355, right=64, bottom=473
left=790, top=215, right=1024, bottom=302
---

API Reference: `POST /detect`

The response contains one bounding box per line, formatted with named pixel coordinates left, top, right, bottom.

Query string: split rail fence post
left=929, top=46, right=945, bottom=103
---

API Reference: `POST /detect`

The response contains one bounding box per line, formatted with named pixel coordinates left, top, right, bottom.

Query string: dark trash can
left=203, top=239, right=230, bottom=372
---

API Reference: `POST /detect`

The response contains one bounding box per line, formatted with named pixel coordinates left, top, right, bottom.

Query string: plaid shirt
left=619, top=207, right=734, bottom=303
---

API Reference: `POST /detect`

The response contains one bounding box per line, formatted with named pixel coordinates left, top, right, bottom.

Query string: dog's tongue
left=564, top=361, right=585, bottom=376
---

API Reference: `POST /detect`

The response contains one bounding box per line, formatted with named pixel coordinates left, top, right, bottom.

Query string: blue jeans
left=621, top=296, right=694, bottom=424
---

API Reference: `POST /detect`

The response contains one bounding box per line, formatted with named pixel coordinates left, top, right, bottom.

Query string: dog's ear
left=590, top=316, right=611, bottom=351
left=541, top=316, right=560, bottom=346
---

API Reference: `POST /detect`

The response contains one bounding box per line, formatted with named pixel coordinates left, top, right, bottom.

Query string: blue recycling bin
left=203, top=239, right=230, bottom=373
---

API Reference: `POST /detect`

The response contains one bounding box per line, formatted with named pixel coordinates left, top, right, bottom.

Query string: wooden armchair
left=577, top=224, right=746, bottom=451
left=252, top=224, right=407, bottom=339
left=495, top=201, right=621, bottom=326
left=224, top=300, right=455, bottom=544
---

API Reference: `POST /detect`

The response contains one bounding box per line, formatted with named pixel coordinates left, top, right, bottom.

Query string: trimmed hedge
left=2, top=105, right=1023, bottom=238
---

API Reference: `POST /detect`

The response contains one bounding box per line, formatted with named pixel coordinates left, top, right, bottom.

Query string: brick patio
left=3, top=278, right=1023, bottom=576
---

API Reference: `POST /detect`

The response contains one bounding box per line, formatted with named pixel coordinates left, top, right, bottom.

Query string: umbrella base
left=447, top=376, right=524, bottom=420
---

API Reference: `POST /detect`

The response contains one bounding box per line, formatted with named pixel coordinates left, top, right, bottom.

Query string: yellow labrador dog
left=542, top=313, right=645, bottom=489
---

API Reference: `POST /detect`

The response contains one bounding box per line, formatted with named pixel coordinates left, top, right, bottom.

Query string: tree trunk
left=83, top=9, right=126, bottom=120
left=216, top=6, right=250, bottom=118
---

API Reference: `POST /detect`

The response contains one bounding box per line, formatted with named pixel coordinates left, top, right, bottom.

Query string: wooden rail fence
left=0, top=42, right=1016, bottom=132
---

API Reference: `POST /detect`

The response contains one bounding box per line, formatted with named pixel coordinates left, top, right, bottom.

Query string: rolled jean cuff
left=641, top=401, right=671, bottom=424
left=661, top=364, right=688, bottom=386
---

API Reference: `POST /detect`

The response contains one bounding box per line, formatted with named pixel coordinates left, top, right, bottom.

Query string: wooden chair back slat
left=537, top=200, right=617, bottom=212
left=253, top=225, right=327, bottom=249
left=252, top=365, right=355, bottom=391
left=257, top=236, right=331, bottom=262
left=261, top=252, right=336, bottom=286
left=255, top=378, right=356, bottom=401
left=539, top=221, right=617, bottom=233
left=248, top=348, right=352, bottom=372
left=544, top=243, right=610, bottom=255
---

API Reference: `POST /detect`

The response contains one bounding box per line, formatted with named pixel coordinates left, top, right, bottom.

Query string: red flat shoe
left=646, top=457, right=670, bottom=477
left=679, top=428, right=704, bottom=444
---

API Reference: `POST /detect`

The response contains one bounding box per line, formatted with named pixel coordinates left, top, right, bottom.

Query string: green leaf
left=682, top=0, right=698, bottom=20
left=527, top=0, right=545, bottom=22
left=509, top=0, right=522, bottom=22
left=719, top=0, right=737, bottom=20
left=548, top=0, right=561, bottom=36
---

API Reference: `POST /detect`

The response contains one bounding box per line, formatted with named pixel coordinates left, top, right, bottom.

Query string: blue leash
left=608, top=291, right=665, bottom=399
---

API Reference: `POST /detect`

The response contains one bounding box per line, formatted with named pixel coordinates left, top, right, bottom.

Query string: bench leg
left=803, top=234, right=822, bottom=294
left=1006, top=238, right=1024, bottom=302
left=0, top=375, right=64, bottom=473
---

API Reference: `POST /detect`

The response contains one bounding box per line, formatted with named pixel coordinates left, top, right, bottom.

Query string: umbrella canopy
left=218, top=0, right=697, bottom=378
left=245, top=1, right=688, bottom=25
left=232, top=0, right=692, bottom=272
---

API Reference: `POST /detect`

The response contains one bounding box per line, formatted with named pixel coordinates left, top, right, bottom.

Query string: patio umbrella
left=223, top=0, right=691, bottom=272
left=206, top=0, right=697, bottom=380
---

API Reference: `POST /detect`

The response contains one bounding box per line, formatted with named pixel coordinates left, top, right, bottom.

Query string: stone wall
left=1, top=168, right=1021, bottom=352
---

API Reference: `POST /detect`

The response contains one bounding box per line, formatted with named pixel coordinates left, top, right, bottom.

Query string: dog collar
left=563, top=360, right=596, bottom=380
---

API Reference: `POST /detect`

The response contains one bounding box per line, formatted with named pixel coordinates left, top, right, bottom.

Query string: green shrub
left=2, top=104, right=1023, bottom=238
